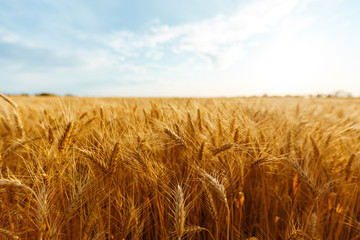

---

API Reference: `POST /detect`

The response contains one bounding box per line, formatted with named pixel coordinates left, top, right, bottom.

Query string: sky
left=0, top=0, right=359, bottom=97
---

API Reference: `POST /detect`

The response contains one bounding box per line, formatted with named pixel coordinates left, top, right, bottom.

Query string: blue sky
left=0, top=0, right=359, bottom=97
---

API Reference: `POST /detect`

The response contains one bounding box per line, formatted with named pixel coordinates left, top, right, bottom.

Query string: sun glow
left=254, top=35, right=328, bottom=94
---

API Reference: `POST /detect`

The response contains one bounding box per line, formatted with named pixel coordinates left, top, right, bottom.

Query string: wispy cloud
left=0, top=42, right=83, bottom=70
left=0, top=0, right=305, bottom=72
left=0, top=28, right=19, bottom=44
left=4, top=0, right=357, bottom=96
left=103, top=0, right=301, bottom=69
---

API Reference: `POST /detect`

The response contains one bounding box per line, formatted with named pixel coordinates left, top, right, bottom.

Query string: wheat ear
left=197, top=109, right=203, bottom=132
left=213, top=143, right=233, bottom=156
left=13, top=111, right=24, bottom=138
left=187, top=112, right=195, bottom=133
left=285, top=159, right=318, bottom=199
left=310, top=136, right=320, bottom=160
left=203, top=186, right=218, bottom=222
left=198, top=142, right=205, bottom=162
left=48, top=126, right=54, bottom=144
left=345, top=153, right=355, bottom=181
left=0, top=228, right=19, bottom=239
left=233, top=128, right=240, bottom=143
left=203, top=172, right=230, bottom=240
left=108, top=143, right=120, bottom=176
left=58, top=122, right=74, bottom=153
left=164, top=127, right=187, bottom=148
left=175, top=185, right=185, bottom=240
left=0, top=92, right=18, bottom=109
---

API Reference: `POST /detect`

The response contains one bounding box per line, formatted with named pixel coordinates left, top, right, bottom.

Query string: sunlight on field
left=0, top=95, right=359, bottom=239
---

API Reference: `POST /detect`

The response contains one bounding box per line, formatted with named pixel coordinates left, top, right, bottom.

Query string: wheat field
left=0, top=94, right=359, bottom=240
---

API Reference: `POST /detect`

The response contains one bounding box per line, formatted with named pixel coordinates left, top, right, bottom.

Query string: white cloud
left=248, top=41, right=261, bottom=47
left=0, top=28, right=20, bottom=44
left=3, top=0, right=336, bottom=97
left=103, top=0, right=303, bottom=69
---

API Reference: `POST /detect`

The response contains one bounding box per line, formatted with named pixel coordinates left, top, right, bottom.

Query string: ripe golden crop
left=0, top=95, right=359, bottom=239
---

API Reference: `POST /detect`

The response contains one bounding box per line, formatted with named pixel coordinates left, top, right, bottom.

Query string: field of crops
left=0, top=95, right=359, bottom=239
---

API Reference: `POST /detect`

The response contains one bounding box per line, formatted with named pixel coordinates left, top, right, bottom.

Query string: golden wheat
left=0, top=93, right=358, bottom=239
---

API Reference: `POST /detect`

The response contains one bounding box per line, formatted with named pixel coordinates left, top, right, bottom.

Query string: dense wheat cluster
left=0, top=94, right=359, bottom=240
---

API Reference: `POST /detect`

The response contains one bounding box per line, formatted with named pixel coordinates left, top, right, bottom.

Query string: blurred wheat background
left=0, top=94, right=359, bottom=239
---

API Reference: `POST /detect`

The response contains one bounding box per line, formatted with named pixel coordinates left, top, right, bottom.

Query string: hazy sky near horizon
left=0, top=0, right=359, bottom=97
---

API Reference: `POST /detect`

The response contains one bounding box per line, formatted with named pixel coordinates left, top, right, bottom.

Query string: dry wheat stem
left=198, top=142, right=205, bottom=162
left=0, top=92, right=18, bottom=109
left=175, top=185, right=185, bottom=240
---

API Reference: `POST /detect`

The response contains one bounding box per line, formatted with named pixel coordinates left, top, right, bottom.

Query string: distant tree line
left=4, top=91, right=358, bottom=98
left=6, top=93, right=74, bottom=97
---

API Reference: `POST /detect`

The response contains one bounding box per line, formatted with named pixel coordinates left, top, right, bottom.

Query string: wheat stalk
left=164, top=127, right=187, bottom=148
left=175, top=185, right=185, bottom=240
left=203, top=186, right=218, bottom=222
left=233, top=128, right=240, bottom=143
left=345, top=153, right=355, bottom=181
left=197, top=109, right=203, bottom=132
left=203, top=185, right=219, bottom=239
left=184, top=225, right=212, bottom=239
left=1, top=94, right=359, bottom=239
left=0, top=228, right=19, bottom=239
left=213, top=143, right=233, bottom=156
left=187, top=112, right=195, bottom=133
left=284, top=158, right=318, bottom=199
left=286, top=229, right=311, bottom=240
left=310, top=136, right=320, bottom=160
left=0, top=92, right=18, bottom=109
left=1, top=117, right=11, bottom=133
left=58, top=122, right=74, bottom=153
left=108, top=142, right=120, bottom=176
left=198, top=142, right=205, bottom=162
left=13, top=111, right=24, bottom=138
left=48, top=126, right=54, bottom=144
left=203, top=172, right=230, bottom=240
left=217, top=115, right=223, bottom=138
